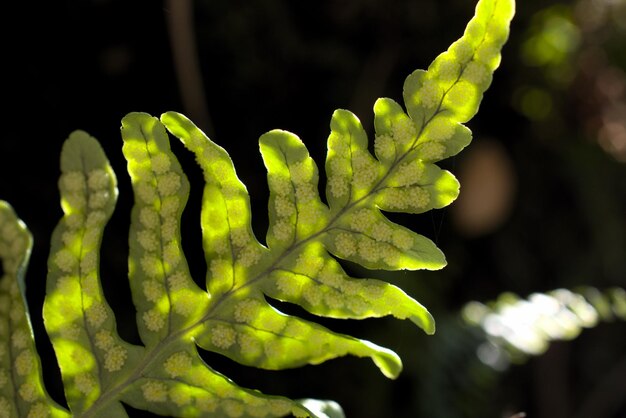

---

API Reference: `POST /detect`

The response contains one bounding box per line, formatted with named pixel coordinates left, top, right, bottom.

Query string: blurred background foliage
left=2, top=0, right=625, bottom=417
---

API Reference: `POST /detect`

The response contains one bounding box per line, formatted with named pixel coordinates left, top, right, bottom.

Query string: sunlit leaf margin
left=0, top=0, right=514, bottom=416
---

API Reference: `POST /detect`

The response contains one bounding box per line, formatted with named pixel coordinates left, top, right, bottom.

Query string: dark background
left=2, top=0, right=625, bottom=417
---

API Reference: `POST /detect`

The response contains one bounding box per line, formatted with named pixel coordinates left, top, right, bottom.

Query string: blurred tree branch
left=166, top=0, right=214, bottom=137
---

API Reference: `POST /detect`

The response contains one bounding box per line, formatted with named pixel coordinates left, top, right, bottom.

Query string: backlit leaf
left=0, top=202, right=70, bottom=418
left=0, top=0, right=514, bottom=416
left=43, top=131, right=143, bottom=416
left=121, top=113, right=209, bottom=346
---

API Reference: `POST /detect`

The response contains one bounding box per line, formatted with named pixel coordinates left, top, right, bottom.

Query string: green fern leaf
left=42, top=131, right=144, bottom=416
left=161, top=112, right=402, bottom=379
left=0, top=203, right=70, bottom=418
left=118, top=113, right=314, bottom=418
left=0, top=0, right=514, bottom=416
left=120, top=113, right=209, bottom=344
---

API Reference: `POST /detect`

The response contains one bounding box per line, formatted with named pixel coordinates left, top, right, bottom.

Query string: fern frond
left=42, top=131, right=144, bottom=417
left=0, top=0, right=515, bottom=416
left=0, top=202, right=70, bottom=417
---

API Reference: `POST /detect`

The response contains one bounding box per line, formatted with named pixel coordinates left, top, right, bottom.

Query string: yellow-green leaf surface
left=121, top=113, right=209, bottom=346
left=402, top=0, right=514, bottom=163
left=159, top=111, right=269, bottom=298
left=0, top=202, right=70, bottom=417
left=161, top=112, right=401, bottom=377
left=120, top=113, right=312, bottom=418
left=260, top=129, right=330, bottom=250
left=259, top=242, right=435, bottom=334
left=0, top=0, right=514, bottom=416
left=43, top=132, right=143, bottom=416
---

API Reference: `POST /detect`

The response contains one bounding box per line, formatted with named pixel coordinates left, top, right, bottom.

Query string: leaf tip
left=360, top=341, right=403, bottom=379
